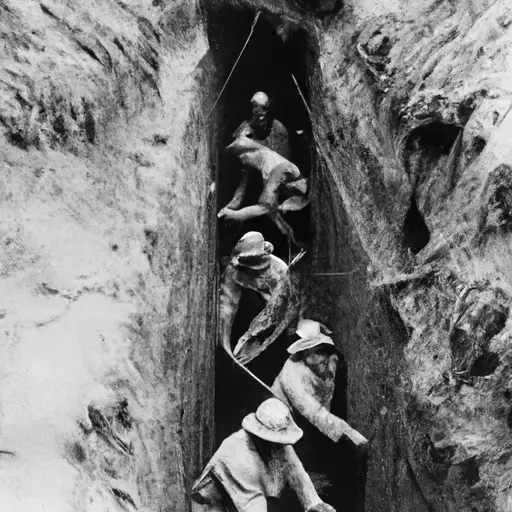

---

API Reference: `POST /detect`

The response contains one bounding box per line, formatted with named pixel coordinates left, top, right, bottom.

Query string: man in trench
left=191, top=397, right=336, bottom=512
left=233, top=91, right=291, bottom=159
left=217, top=92, right=308, bottom=239
left=271, top=320, right=368, bottom=449
left=219, top=231, right=298, bottom=358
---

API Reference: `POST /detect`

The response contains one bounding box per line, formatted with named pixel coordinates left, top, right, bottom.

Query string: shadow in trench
left=206, top=5, right=366, bottom=511
left=208, top=5, right=314, bottom=262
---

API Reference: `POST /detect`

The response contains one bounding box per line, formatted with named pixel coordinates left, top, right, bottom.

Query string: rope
left=310, top=270, right=359, bottom=276
left=228, top=350, right=274, bottom=394
left=291, top=73, right=333, bottom=166
left=206, top=11, right=261, bottom=119
left=291, top=74, right=313, bottom=118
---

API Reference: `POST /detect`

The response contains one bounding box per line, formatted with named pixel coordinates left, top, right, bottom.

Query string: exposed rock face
left=2, top=0, right=512, bottom=511
left=0, top=1, right=216, bottom=510
left=306, top=0, right=512, bottom=511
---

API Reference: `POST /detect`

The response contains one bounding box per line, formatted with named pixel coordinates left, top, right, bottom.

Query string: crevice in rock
left=403, top=122, right=463, bottom=220
left=455, top=457, right=481, bottom=487
left=506, top=408, right=512, bottom=430
left=406, top=122, right=461, bottom=156
left=403, top=195, right=430, bottom=254
left=470, top=351, right=500, bottom=377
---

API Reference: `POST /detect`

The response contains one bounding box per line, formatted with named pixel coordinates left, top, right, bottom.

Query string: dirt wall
left=0, top=1, right=216, bottom=510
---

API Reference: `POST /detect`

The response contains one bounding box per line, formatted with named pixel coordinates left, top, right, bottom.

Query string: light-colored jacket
left=191, top=429, right=323, bottom=512
left=271, top=357, right=350, bottom=443
left=234, top=118, right=291, bottom=160
left=219, top=255, right=288, bottom=351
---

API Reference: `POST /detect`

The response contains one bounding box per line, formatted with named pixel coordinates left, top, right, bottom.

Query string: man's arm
left=272, top=119, right=292, bottom=161
left=221, top=204, right=271, bottom=222
left=280, top=363, right=368, bottom=446
left=219, top=267, right=243, bottom=353
left=233, top=120, right=252, bottom=139
left=280, top=446, right=335, bottom=512
left=218, top=169, right=250, bottom=218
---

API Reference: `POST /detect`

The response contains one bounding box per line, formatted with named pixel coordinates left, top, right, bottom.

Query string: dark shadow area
left=406, top=122, right=461, bottom=156
left=470, top=351, right=499, bottom=377
left=204, top=5, right=359, bottom=510
left=403, top=122, right=463, bottom=218
left=403, top=196, right=430, bottom=254
left=207, top=5, right=315, bottom=261
left=208, top=5, right=317, bottom=444
left=507, top=407, right=512, bottom=430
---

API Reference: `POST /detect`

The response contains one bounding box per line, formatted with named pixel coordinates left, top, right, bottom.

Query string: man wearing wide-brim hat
left=271, top=320, right=368, bottom=448
left=191, top=398, right=336, bottom=512
left=219, top=231, right=289, bottom=354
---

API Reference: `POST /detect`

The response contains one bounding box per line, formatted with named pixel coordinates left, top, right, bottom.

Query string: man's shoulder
left=281, top=357, right=310, bottom=380
left=233, top=120, right=253, bottom=138
left=272, top=119, right=289, bottom=135
left=215, top=430, right=260, bottom=468
left=269, top=254, right=289, bottom=274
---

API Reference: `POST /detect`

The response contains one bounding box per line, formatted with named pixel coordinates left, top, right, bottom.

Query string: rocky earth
left=306, top=0, right=512, bottom=511
left=0, top=1, right=216, bottom=510
left=1, top=0, right=512, bottom=511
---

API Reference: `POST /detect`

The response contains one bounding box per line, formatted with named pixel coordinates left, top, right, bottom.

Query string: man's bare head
left=251, top=91, right=269, bottom=121
left=251, top=91, right=269, bottom=108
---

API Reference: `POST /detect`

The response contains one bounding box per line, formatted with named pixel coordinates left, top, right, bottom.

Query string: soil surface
left=2, top=0, right=512, bottom=511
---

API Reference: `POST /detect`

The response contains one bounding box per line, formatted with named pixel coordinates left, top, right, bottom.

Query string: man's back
left=192, top=429, right=283, bottom=511
left=234, top=118, right=291, bottom=160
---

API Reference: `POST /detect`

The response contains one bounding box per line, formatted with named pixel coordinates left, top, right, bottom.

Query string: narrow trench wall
left=307, top=159, right=429, bottom=511
left=305, top=1, right=512, bottom=511
left=3, top=1, right=512, bottom=512
left=0, top=2, right=217, bottom=511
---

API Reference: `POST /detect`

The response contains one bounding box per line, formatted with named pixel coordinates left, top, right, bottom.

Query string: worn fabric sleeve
left=279, top=361, right=356, bottom=443
left=233, top=120, right=252, bottom=139
left=219, top=266, right=243, bottom=353
left=211, top=432, right=269, bottom=512
left=226, top=169, right=250, bottom=210
left=280, top=445, right=322, bottom=510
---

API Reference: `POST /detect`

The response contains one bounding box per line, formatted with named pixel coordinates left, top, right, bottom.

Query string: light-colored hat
left=287, top=319, right=335, bottom=354
left=231, top=231, right=274, bottom=270
left=242, top=398, right=303, bottom=445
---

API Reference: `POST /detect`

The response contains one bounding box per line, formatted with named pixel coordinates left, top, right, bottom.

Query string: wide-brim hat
left=287, top=333, right=335, bottom=354
left=231, top=231, right=274, bottom=270
left=287, top=319, right=336, bottom=354
left=242, top=398, right=303, bottom=445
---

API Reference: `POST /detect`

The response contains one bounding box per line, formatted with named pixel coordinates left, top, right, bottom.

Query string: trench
left=202, top=5, right=365, bottom=511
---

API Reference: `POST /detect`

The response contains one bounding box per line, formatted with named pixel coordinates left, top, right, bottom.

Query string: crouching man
left=191, top=398, right=336, bottom=512
left=219, top=231, right=289, bottom=355
left=271, top=320, right=368, bottom=449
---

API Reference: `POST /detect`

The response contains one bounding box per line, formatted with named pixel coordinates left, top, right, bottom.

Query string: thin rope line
left=291, top=74, right=313, bottom=118
left=309, top=271, right=359, bottom=276
left=291, top=73, right=333, bottom=165
left=206, top=11, right=261, bottom=119
left=230, top=352, right=274, bottom=394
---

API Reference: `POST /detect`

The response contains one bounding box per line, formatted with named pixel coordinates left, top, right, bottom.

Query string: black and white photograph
left=1, top=0, right=511, bottom=510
